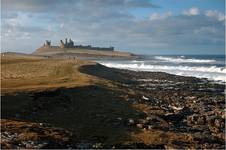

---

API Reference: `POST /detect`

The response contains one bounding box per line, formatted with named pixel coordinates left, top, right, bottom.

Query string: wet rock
left=197, top=116, right=206, bottom=125
left=188, top=114, right=207, bottom=125
left=210, top=126, right=220, bottom=134
left=193, top=132, right=204, bottom=140
left=206, top=116, right=216, bottom=125
left=214, top=118, right=224, bottom=128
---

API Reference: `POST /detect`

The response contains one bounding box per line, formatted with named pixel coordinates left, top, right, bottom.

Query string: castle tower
left=65, top=38, right=68, bottom=45
left=44, top=40, right=51, bottom=47
left=69, top=38, right=74, bottom=48
left=60, top=40, right=65, bottom=48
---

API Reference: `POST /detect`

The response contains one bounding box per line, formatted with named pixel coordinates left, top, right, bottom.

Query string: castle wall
left=42, top=38, right=114, bottom=51
left=74, top=45, right=114, bottom=51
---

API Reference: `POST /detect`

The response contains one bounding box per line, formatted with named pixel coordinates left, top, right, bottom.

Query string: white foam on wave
left=155, top=56, right=216, bottom=63
left=100, top=62, right=226, bottom=83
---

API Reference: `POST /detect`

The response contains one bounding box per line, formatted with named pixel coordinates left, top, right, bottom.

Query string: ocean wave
left=155, top=56, right=216, bottom=63
left=100, top=62, right=226, bottom=83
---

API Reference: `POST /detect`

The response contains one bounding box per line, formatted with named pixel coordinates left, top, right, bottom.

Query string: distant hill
left=33, top=46, right=136, bottom=59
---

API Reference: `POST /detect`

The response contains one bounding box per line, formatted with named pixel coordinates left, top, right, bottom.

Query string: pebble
left=147, top=125, right=153, bottom=130
left=136, top=124, right=143, bottom=128
left=117, top=117, right=122, bottom=121
left=128, top=118, right=135, bottom=125
left=92, top=143, right=102, bottom=148
left=214, top=118, right=224, bottom=128
left=197, top=116, right=205, bottom=125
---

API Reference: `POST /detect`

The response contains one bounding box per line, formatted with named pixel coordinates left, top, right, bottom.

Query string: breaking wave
left=100, top=62, right=226, bottom=83
left=155, top=56, right=216, bottom=63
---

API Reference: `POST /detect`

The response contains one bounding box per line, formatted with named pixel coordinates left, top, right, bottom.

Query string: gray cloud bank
left=1, top=0, right=225, bottom=54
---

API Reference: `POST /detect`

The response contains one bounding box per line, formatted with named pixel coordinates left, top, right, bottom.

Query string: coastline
left=97, top=55, right=226, bottom=84
left=1, top=53, right=225, bottom=149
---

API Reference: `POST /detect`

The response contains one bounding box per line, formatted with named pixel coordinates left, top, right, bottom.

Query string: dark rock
left=197, top=116, right=206, bottom=125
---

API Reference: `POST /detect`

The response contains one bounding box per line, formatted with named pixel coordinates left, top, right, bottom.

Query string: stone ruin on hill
left=42, top=38, right=114, bottom=51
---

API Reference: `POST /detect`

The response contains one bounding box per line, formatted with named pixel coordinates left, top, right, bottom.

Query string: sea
left=97, top=55, right=226, bottom=84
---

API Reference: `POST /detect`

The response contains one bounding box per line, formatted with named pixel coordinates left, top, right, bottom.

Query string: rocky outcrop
left=1, top=119, right=72, bottom=149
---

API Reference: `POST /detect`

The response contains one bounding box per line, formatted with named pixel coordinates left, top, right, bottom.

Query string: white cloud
left=183, top=7, right=199, bottom=16
left=5, top=13, right=31, bottom=27
left=149, top=11, right=172, bottom=20
left=60, top=23, right=64, bottom=28
left=149, top=13, right=160, bottom=20
left=205, top=10, right=225, bottom=21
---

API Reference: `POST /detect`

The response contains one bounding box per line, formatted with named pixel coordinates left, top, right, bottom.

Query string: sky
left=1, top=0, right=225, bottom=55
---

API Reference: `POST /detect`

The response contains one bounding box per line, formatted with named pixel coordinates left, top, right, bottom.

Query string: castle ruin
left=43, top=40, right=51, bottom=47
left=43, top=38, right=114, bottom=51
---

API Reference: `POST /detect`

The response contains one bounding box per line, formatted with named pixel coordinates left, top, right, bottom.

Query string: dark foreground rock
left=118, top=69, right=225, bottom=149
left=1, top=64, right=225, bottom=149
left=80, top=65, right=225, bottom=149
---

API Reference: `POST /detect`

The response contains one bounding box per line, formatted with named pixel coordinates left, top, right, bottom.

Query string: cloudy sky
left=1, top=0, right=225, bottom=54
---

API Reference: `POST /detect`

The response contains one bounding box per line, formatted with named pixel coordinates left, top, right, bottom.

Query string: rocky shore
left=116, top=69, right=225, bottom=149
left=80, top=64, right=225, bottom=148
left=1, top=58, right=225, bottom=149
